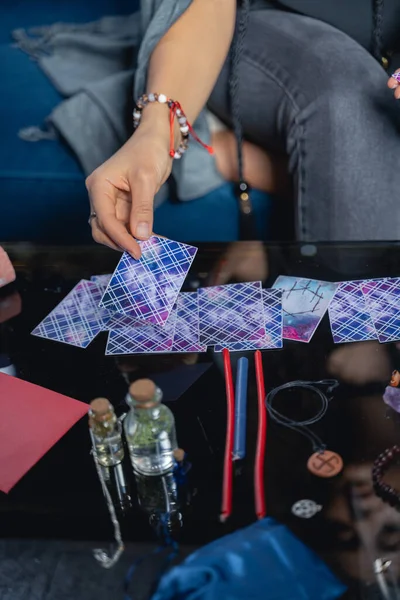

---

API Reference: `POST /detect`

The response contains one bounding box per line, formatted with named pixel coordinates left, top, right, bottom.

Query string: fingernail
left=136, top=222, right=150, bottom=239
left=131, top=249, right=141, bottom=260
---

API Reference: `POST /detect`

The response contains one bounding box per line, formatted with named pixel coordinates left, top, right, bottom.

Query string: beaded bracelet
left=133, top=93, right=213, bottom=160
left=372, top=446, right=400, bottom=509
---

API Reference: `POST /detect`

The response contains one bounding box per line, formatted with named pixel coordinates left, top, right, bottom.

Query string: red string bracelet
left=220, top=348, right=235, bottom=523
left=254, top=350, right=267, bottom=520
left=133, top=93, right=214, bottom=159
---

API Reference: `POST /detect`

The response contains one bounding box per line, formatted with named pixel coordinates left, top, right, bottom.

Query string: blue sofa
left=1, top=0, right=272, bottom=243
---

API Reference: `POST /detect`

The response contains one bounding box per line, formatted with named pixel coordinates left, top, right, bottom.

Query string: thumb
left=129, top=171, right=156, bottom=241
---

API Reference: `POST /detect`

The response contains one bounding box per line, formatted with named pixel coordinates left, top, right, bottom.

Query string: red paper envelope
left=0, top=373, right=88, bottom=493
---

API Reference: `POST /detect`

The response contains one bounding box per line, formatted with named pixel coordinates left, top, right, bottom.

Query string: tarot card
left=214, top=289, right=283, bottom=352
left=198, top=281, right=265, bottom=346
left=362, top=278, right=400, bottom=343
left=103, top=311, right=152, bottom=331
left=99, top=237, right=197, bottom=326
left=170, top=292, right=207, bottom=353
left=273, top=276, right=338, bottom=342
left=105, top=309, right=177, bottom=355
left=329, top=281, right=377, bottom=344
left=32, top=279, right=111, bottom=348
left=91, top=274, right=112, bottom=289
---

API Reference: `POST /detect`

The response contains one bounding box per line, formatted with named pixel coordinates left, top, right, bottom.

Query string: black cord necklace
left=266, top=380, right=343, bottom=478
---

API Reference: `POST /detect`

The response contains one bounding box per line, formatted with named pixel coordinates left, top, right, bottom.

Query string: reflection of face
left=390, top=370, right=400, bottom=388
left=325, top=464, right=400, bottom=582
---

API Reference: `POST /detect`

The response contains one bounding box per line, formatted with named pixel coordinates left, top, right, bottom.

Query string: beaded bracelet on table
left=372, top=446, right=400, bottom=509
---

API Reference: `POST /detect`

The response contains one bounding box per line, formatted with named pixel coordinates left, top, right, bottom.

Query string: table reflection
left=4, top=242, right=400, bottom=598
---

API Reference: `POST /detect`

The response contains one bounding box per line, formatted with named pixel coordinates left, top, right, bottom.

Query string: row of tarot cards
left=31, top=236, right=400, bottom=354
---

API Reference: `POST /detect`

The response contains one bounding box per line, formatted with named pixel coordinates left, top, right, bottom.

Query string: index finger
left=88, top=182, right=141, bottom=259
left=99, top=210, right=141, bottom=259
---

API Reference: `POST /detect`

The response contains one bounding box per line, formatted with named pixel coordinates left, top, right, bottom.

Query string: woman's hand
left=387, top=69, right=400, bottom=99
left=210, top=241, right=269, bottom=286
left=86, top=108, right=174, bottom=259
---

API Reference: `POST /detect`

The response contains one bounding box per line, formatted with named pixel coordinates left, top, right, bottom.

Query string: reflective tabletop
left=2, top=241, right=400, bottom=600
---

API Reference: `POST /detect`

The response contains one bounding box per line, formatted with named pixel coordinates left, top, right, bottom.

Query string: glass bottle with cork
left=89, top=398, right=124, bottom=467
left=124, top=379, right=178, bottom=476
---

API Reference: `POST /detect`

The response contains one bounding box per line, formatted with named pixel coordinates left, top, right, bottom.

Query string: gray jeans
left=208, top=9, right=400, bottom=241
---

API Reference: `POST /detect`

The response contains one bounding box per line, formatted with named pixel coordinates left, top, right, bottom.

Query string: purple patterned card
left=329, top=281, right=377, bottom=344
left=361, top=278, right=400, bottom=343
left=91, top=274, right=112, bottom=289
left=99, top=237, right=197, bottom=326
left=273, top=276, right=338, bottom=343
left=214, top=289, right=283, bottom=352
left=104, top=311, right=152, bottom=331
left=171, top=292, right=207, bottom=353
left=31, top=279, right=111, bottom=348
left=105, top=309, right=177, bottom=355
left=198, top=281, right=265, bottom=346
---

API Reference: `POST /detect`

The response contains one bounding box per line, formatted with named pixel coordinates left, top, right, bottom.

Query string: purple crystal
left=383, top=386, right=400, bottom=413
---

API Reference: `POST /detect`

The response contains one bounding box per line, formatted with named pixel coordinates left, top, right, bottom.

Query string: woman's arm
left=87, top=0, right=236, bottom=256
left=143, top=0, right=236, bottom=126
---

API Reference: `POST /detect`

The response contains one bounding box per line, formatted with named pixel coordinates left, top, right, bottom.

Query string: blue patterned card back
left=105, top=309, right=177, bottom=355
left=214, top=289, right=283, bottom=351
left=104, top=311, right=152, bottom=331
left=362, top=278, right=400, bottom=343
left=31, top=279, right=111, bottom=348
left=99, top=237, right=197, bottom=325
left=329, top=281, right=377, bottom=343
left=91, top=274, right=112, bottom=289
left=198, top=281, right=265, bottom=346
left=171, top=292, right=207, bottom=353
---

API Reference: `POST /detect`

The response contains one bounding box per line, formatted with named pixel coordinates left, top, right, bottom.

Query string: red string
left=168, top=100, right=214, bottom=157
left=220, top=348, right=235, bottom=523
left=169, top=105, right=176, bottom=158
left=254, top=350, right=267, bottom=520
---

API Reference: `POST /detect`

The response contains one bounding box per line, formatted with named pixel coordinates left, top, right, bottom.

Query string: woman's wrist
left=139, top=101, right=181, bottom=147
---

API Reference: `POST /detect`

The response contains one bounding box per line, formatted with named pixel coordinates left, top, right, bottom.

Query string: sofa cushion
left=0, top=41, right=90, bottom=242
left=0, top=0, right=136, bottom=242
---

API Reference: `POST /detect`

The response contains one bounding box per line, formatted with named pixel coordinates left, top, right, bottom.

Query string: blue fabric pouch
left=151, top=518, right=346, bottom=600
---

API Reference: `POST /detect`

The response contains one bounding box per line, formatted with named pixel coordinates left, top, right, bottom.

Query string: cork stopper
left=129, top=379, right=157, bottom=403
left=90, top=398, right=111, bottom=416
left=173, top=448, right=185, bottom=463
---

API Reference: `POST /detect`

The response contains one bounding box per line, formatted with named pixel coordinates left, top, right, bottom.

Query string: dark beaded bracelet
left=372, top=445, right=400, bottom=508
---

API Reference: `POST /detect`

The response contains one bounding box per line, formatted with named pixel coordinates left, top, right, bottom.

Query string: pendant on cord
left=307, top=449, right=343, bottom=478
left=266, top=380, right=343, bottom=479
left=292, top=499, right=322, bottom=519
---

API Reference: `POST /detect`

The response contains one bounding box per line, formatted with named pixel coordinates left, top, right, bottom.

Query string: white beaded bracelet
left=133, top=93, right=213, bottom=159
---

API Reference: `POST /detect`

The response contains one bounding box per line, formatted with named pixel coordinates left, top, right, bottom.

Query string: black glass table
left=2, top=241, right=400, bottom=600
